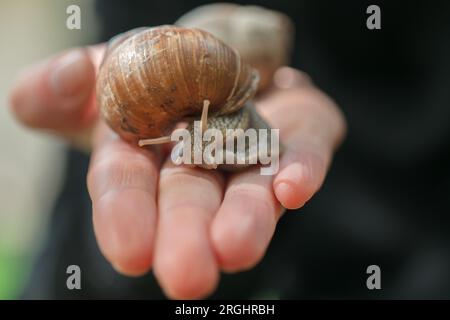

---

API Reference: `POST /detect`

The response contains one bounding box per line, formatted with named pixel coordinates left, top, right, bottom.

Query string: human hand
left=9, top=46, right=346, bottom=299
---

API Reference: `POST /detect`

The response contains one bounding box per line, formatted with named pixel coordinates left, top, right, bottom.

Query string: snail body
left=97, top=26, right=275, bottom=170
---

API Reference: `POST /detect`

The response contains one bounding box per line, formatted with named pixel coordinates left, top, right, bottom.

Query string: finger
left=87, top=123, right=162, bottom=276
left=9, top=45, right=104, bottom=143
left=154, top=162, right=224, bottom=299
left=211, top=167, right=282, bottom=272
left=258, top=82, right=347, bottom=209
left=257, top=67, right=314, bottom=101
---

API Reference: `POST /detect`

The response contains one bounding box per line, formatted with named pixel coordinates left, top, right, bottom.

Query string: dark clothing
left=24, top=0, right=450, bottom=298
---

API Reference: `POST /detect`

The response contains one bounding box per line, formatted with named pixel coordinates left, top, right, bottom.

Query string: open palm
left=10, top=45, right=346, bottom=299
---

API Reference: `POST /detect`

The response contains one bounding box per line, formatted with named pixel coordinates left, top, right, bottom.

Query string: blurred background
left=0, top=0, right=97, bottom=298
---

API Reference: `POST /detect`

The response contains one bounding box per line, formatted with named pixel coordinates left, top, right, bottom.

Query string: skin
left=9, top=45, right=346, bottom=299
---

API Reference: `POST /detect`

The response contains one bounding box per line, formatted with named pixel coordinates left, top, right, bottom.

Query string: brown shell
left=97, top=25, right=259, bottom=143
left=176, top=4, right=294, bottom=92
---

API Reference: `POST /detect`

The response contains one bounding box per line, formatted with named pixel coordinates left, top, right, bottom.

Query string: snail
left=176, top=3, right=294, bottom=92
left=97, top=26, right=279, bottom=171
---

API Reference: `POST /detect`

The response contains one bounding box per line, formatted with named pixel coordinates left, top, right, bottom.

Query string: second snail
left=97, top=25, right=279, bottom=171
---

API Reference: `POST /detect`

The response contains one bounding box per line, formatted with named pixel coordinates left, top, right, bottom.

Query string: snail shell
left=97, top=25, right=259, bottom=143
left=176, top=4, right=294, bottom=92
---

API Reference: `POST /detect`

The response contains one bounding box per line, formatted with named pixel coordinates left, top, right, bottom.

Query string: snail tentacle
left=138, top=136, right=171, bottom=146
left=200, top=100, right=210, bottom=134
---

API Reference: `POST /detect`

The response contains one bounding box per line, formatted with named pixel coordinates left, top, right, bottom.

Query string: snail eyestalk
left=200, top=99, right=210, bottom=134
left=138, top=135, right=172, bottom=147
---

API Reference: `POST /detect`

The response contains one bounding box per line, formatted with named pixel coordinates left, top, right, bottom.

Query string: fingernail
left=275, top=181, right=293, bottom=199
left=111, top=262, right=129, bottom=276
left=111, top=262, right=146, bottom=278
left=49, top=49, right=90, bottom=98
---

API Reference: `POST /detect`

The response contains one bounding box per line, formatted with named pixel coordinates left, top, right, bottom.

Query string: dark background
left=23, top=0, right=450, bottom=298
